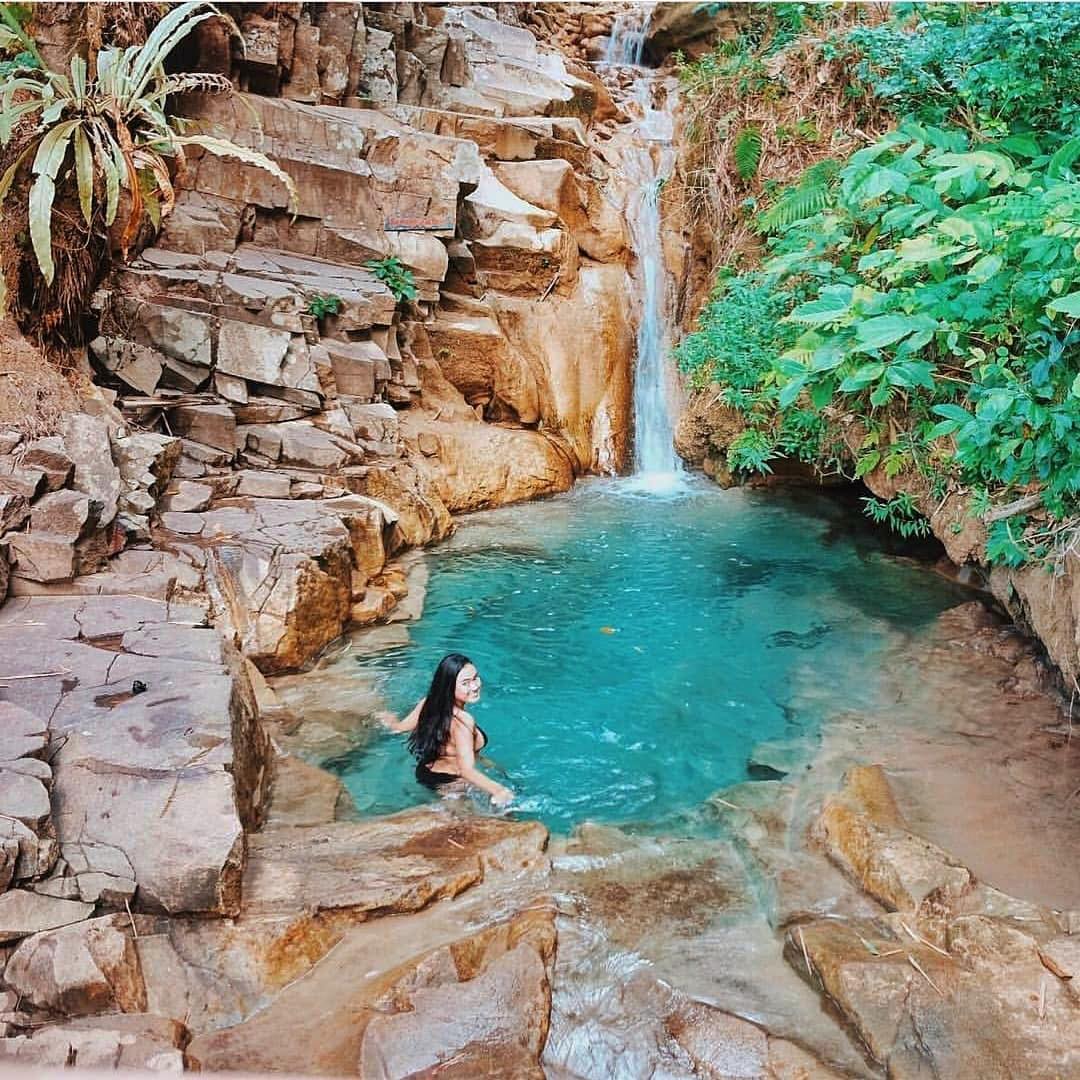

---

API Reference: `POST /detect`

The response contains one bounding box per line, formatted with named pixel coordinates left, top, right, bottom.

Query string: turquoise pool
left=326, top=477, right=972, bottom=833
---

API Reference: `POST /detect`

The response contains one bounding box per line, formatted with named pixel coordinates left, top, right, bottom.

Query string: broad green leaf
left=933, top=151, right=1014, bottom=187
left=786, top=285, right=852, bottom=327
left=932, top=404, right=974, bottom=423
left=840, top=362, right=885, bottom=391
left=1001, top=135, right=1040, bottom=159
left=73, top=125, right=93, bottom=225
left=0, top=142, right=34, bottom=203
left=1048, top=136, right=1080, bottom=179
left=967, top=253, right=1003, bottom=284
left=1072, top=373, right=1080, bottom=398
left=1047, top=292, right=1080, bottom=318
left=869, top=380, right=893, bottom=407
left=0, top=98, right=40, bottom=147
left=810, top=344, right=845, bottom=372
left=854, top=314, right=936, bottom=352
left=778, top=374, right=809, bottom=409
left=886, top=361, right=936, bottom=389
left=854, top=450, right=880, bottom=477
left=69, top=54, right=86, bottom=107
left=29, top=119, right=80, bottom=284
left=897, top=234, right=963, bottom=264
left=926, top=419, right=960, bottom=440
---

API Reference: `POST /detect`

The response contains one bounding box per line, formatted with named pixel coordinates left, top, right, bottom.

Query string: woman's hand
left=490, top=784, right=515, bottom=807
left=374, top=710, right=400, bottom=730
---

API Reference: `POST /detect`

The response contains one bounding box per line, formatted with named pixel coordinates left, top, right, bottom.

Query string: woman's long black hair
left=408, top=653, right=473, bottom=765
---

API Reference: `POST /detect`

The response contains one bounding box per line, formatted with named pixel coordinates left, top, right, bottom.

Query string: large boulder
left=4, top=914, right=146, bottom=1016
left=187, top=499, right=357, bottom=673
left=402, top=416, right=575, bottom=514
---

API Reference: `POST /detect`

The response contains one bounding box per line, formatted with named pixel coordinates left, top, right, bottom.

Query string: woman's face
left=455, top=664, right=482, bottom=705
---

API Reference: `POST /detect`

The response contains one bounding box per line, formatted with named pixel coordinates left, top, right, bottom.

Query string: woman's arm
left=378, top=698, right=424, bottom=733
left=451, top=718, right=513, bottom=805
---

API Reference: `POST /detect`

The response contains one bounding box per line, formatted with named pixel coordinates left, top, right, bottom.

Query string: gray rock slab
left=132, top=302, right=211, bottom=368
left=0, top=466, right=46, bottom=500
left=62, top=840, right=134, bottom=880
left=0, top=890, right=93, bottom=944
left=160, top=511, right=206, bottom=535
left=2, top=758, right=52, bottom=785
left=171, top=404, right=237, bottom=454
left=0, top=492, right=30, bottom=533
left=0, top=1013, right=185, bottom=1070
left=0, top=770, right=51, bottom=830
left=76, top=871, right=137, bottom=906
left=279, top=423, right=351, bottom=470
left=120, top=624, right=223, bottom=665
left=163, top=480, right=213, bottom=513
left=235, top=470, right=292, bottom=498
left=89, top=335, right=164, bottom=395
left=62, top=414, right=122, bottom=526
left=51, top=763, right=244, bottom=915
left=1, top=814, right=56, bottom=881
left=19, top=441, right=74, bottom=492
left=217, top=320, right=292, bottom=385
left=6, top=531, right=77, bottom=582
left=0, top=702, right=49, bottom=761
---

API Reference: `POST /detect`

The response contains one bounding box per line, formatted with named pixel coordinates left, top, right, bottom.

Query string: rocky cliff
left=0, top=2, right=642, bottom=1066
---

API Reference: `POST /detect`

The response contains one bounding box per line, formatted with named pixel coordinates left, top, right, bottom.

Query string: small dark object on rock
left=132, top=680, right=147, bottom=695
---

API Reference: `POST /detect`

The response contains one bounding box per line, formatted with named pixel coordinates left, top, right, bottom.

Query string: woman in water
left=382, top=653, right=514, bottom=806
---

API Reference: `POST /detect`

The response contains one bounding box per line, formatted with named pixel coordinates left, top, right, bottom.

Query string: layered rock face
left=84, top=2, right=635, bottom=525
left=0, top=4, right=642, bottom=1067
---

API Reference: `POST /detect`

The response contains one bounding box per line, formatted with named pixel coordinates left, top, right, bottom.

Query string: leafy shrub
left=861, top=493, right=931, bottom=539
left=364, top=256, right=418, bottom=303
left=677, top=2, right=1080, bottom=565
left=307, top=293, right=342, bottom=319
left=849, top=4, right=1080, bottom=138
left=0, top=0, right=296, bottom=316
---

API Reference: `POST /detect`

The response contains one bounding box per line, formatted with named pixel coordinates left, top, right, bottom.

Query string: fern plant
left=733, top=125, right=762, bottom=182
left=756, top=159, right=840, bottom=232
left=0, top=0, right=296, bottom=312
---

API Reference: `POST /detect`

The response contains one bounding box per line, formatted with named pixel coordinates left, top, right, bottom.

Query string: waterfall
left=623, top=82, right=683, bottom=487
left=604, top=9, right=651, bottom=66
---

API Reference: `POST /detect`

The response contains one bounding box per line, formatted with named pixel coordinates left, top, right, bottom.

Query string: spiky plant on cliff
left=0, top=0, right=296, bottom=342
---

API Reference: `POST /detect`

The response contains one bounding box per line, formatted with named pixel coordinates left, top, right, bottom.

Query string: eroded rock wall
left=82, top=3, right=636, bottom=530
left=0, top=5, right=643, bottom=1062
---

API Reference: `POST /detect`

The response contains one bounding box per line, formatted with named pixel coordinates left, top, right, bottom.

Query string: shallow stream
left=326, top=477, right=972, bottom=833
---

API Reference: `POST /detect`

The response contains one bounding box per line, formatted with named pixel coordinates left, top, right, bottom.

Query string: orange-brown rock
left=819, top=765, right=973, bottom=916
left=403, top=416, right=575, bottom=513
left=493, top=159, right=628, bottom=263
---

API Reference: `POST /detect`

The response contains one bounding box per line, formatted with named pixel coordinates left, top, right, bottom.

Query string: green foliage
left=307, top=293, right=342, bottom=319
left=677, top=2, right=1080, bottom=568
left=849, top=4, right=1080, bottom=138
left=733, top=125, right=762, bottom=182
left=861, top=493, right=932, bottom=539
left=364, top=256, right=418, bottom=303
left=0, top=0, right=296, bottom=309
left=756, top=159, right=839, bottom=232
left=727, top=429, right=777, bottom=474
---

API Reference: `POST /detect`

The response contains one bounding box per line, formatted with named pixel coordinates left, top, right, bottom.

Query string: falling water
left=604, top=9, right=651, bottom=66
left=623, top=82, right=683, bottom=487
